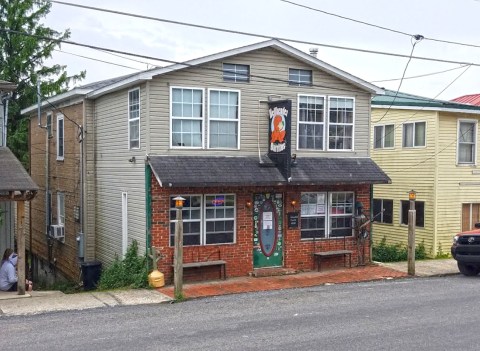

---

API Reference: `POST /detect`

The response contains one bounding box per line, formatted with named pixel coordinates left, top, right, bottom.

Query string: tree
left=0, top=0, right=85, bottom=168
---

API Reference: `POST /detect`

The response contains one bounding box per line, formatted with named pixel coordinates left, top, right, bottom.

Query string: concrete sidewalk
left=0, top=259, right=459, bottom=317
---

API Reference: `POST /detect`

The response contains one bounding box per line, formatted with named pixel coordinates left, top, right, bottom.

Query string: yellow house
left=371, top=90, right=480, bottom=257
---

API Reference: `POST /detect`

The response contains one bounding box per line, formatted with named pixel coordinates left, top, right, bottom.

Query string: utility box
left=81, top=261, right=102, bottom=290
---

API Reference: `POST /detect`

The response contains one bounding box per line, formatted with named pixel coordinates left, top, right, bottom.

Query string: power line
left=54, top=49, right=143, bottom=71
left=370, top=64, right=471, bottom=83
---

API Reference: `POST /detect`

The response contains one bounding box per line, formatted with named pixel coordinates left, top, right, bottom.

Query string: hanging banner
left=268, top=99, right=292, bottom=180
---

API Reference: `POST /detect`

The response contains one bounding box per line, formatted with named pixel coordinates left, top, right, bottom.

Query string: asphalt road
left=1, top=275, right=478, bottom=351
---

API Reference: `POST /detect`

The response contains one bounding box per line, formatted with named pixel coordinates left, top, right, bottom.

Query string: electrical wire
left=54, top=49, right=144, bottom=71
left=370, top=64, right=471, bottom=83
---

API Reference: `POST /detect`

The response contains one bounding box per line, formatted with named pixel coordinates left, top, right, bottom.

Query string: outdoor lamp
left=290, top=199, right=297, bottom=209
left=173, top=196, right=185, bottom=209
left=408, top=190, right=416, bottom=201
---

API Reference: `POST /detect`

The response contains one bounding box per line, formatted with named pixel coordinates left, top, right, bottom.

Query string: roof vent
left=309, top=47, right=318, bottom=58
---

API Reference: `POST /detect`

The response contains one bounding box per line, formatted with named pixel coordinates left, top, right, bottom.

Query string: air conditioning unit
left=50, top=224, right=65, bottom=242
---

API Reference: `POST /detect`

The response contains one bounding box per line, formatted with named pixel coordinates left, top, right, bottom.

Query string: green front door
left=253, top=193, right=283, bottom=268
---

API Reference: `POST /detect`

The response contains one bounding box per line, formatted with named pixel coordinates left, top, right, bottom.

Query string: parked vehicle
left=451, top=224, right=480, bottom=276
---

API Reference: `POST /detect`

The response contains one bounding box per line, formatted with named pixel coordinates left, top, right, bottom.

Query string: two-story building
left=371, top=90, right=480, bottom=257
left=25, top=39, right=389, bottom=284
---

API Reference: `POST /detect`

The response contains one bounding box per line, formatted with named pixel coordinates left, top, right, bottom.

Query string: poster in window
left=316, top=194, right=325, bottom=214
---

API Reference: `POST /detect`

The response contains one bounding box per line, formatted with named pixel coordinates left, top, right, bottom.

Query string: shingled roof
left=148, top=156, right=390, bottom=188
left=0, top=147, right=38, bottom=200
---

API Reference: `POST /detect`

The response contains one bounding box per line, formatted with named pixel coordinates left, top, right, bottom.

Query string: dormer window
left=223, top=64, right=250, bottom=82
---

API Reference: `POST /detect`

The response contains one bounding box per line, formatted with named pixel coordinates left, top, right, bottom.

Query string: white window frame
left=56, top=113, right=64, bottom=161
left=402, top=121, right=426, bottom=148
left=374, top=124, right=395, bottom=149
left=288, top=68, right=312, bottom=86
left=296, top=94, right=326, bottom=151
left=223, top=63, right=250, bottom=82
left=57, top=192, right=65, bottom=226
left=170, top=86, right=205, bottom=149
left=457, top=119, right=477, bottom=165
left=207, top=88, right=241, bottom=150
left=128, top=88, right=140, bottom=150
left=327, top=96, right=355, bottom=151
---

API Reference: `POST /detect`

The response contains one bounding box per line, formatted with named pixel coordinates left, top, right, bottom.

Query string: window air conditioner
left=50, top=224, right=65, bottom=242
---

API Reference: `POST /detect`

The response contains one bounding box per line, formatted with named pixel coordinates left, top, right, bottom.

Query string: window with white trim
left=373, top=199, right=393, bottom=224
left=57, top=192, right=65, bottom=225
left=223, top=63, right=249, bottom=82
left=208, top=89, right=239, bottom=149
left=128, top=88, right=140, bottom=149
left=400, top=200, right=424, bottom=227
left=374, top=124, right=394, bottom=149
left=56, top=114, right=64, bottom=160
left=297, top=95, right=325, bottom=150
left=458, top=120, right=476, bottom=164
left=169, top=194, right=235, bottom=246
left=289, top=69, right=312, bottom=86
left=403, top=121, right=425, bottom=147
left=171, top=87, right=204, bottom=148
left=328, top=97, right=354, bottom=150
left=301, top=192, right=354, bottom=239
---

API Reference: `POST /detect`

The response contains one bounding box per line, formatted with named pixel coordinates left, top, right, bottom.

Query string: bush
left=373, top=237, right=427, bottom=262
left=97, top=240, right=148, bottom=290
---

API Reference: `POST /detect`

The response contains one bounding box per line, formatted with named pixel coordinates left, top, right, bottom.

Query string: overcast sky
left=42, top=0, right=480, bottom=101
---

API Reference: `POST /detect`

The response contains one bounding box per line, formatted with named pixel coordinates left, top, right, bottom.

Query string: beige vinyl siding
left=84, top=99, right=96, bottom=261
left=94, top=87, right=147, bottom=264
left=371, top=108, right=437, bottom=254
left=147, top=47, right=371, bottom=157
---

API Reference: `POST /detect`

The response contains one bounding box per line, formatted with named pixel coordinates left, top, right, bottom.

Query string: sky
left=42, top=0, right=480, bottom=101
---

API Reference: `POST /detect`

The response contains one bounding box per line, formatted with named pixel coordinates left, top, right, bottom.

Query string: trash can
left=81, top=261, right=102, bottom=291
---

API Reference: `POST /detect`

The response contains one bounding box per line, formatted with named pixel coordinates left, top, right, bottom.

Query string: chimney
left=309, top=47, right=318, bottom=58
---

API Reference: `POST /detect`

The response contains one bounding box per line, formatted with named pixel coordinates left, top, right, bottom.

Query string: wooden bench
left=313, top=250, right=353, bottom=271
left=172, top=260, right=227, bottom=280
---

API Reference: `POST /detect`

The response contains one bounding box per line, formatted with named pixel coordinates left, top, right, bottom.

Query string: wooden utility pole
left=407, top=190, right=416, bottom=276
left=173, top=197, right=185, bottom=299
left=17, top=201, right=26, bottom=295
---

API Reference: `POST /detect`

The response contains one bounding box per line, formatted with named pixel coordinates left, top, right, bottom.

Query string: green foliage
left=436, top=242, right=450, bottom=259
left=97, top=241, right=148, bottom=290
left=0, top=0, right=85, bottom=169
left=373, top=237, right=427, bottom=262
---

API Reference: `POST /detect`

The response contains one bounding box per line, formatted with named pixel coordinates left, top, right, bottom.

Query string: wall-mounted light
left=290, top=199, right=297, bottom=210
left=128, top=156, right=136, bottom=163
left=246, top=200, right=252, bottom=209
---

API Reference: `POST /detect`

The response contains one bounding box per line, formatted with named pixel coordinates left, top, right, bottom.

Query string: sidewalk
left=0, top=259, right=458, bottom=317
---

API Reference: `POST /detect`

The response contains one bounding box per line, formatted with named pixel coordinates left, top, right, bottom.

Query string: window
left=171, top=87, right=204, bottom=148
left=373, top=199, right=393, bottom=224
left=300, top=192, right=354, bottom=239
left=289, top=69, right=312, bottom=86
left=169, top=194, right=235, bottom=246
left=223, top=63, right=249, bottom=82
left=128, top=88, right=140, bottom=149
left=56, top=114, right=64, bottom=160
left=328, top=97, right=354, bottom=150
left=403, top=122, right=425, bottom=147
left=297, top=95, right=325, bottom=150
left=47, top=112, right=52, bottom=138
left=400, top=200, right=424, bottom=227
left=374, top=124, right=394, bottom=149
left=458, top=120, right=476, bottom=164
left=57, top=192, right=65, bottom=225
left=208, top=89, right=240, bottom=149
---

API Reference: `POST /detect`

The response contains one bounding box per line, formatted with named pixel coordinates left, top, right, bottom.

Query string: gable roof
left=0, top=147, right=38, bottom=200
left=451, top=94, right=480, bottom=106
left=87, top=39, right=384, bottom=99
left=372, top=89, right=480, bottom=114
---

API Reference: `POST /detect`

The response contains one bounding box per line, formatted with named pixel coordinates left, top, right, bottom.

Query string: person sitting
left=0, top=249, right=33, bottom=292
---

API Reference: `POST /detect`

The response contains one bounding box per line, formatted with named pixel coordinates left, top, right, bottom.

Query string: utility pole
left=407, top=190, right=416, bottom=276
left=173, top=196, right=185, bottom=299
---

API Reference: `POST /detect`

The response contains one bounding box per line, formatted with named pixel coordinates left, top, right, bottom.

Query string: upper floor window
left=208, top=89, right=240, bottom=149
left=289, top=69, right=312, bottom=86
left=328, top=97, right=354, bottom=150
left=403, top=121, right=425, bottom=147
left=128, top=88, right=140, bottom=149
left=57, top=192, right=65, bottom=225
left=373, top=199, right=393, bottom=224
left=297, top=95, right=325, bottom=150
left=458, top=120, right=477, bottom=164
left=47, top=112, right=52, bottom=138
left=171, top=87, right=204, bottom=148
left=223, top=63, right=250, bottom=82
left=374, top=124, right=394, bottom=149
left=56, top=113, right=64, bottom=160
left=400, top=200, right=424, bottom=227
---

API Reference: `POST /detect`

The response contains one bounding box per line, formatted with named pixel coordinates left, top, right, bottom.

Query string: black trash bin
left=81, top=261, right=102, bottom=290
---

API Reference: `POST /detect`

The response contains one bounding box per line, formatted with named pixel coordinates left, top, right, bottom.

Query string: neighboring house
left=452, top=94, right=480, bottom=106
left=24, top=39, right=389, bottom=283
left=371, top=90, right=480, bottom=256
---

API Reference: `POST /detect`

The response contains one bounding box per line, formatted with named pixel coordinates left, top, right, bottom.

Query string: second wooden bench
left=313, top=250, right=353, bottom=271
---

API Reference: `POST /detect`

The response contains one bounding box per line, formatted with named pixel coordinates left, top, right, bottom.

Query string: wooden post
left=173, top=206, right=183, bottom=298
left=16, top=201, right=26, bottom=295
left=407, top=199, right=416, bottom=276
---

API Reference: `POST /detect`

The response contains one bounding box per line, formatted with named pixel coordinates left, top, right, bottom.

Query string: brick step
left=250, top=267, right=298, bottom=278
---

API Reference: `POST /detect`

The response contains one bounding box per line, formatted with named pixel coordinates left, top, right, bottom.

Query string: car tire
left=458, top=262, right=480, bottom=276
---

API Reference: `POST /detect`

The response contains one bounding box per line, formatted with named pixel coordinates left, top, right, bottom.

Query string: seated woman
left=0, top=249, right=32, bottom=292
